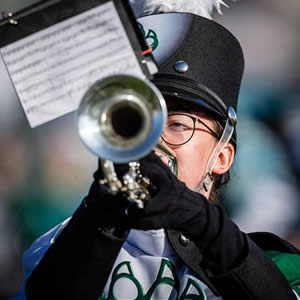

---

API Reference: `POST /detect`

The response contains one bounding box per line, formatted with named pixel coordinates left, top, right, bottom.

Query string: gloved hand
left=125, top=152, right=247, bottom=273
left=86, top=151, right=186, bottom=232
left=125, top=151, right=206, bottom=237
left=84, top=160, right=130, bottom=231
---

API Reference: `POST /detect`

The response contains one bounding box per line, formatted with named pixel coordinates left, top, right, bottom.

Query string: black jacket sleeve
left=25, top=200, right=128, bottom=300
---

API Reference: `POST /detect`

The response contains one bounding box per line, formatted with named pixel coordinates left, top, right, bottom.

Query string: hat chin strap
left=194, top=106, right=237, bottom=194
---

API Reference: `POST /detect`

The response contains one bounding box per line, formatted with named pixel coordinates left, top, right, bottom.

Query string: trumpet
left=77, top=74, right=167, bottom=208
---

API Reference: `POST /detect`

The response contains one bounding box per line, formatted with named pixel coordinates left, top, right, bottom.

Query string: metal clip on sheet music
left=1, top=12, right=18, bottom=25
left=7, top=13, right=18, bottom=25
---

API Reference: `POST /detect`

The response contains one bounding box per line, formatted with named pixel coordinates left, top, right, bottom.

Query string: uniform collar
left=127, top=229, right=176, bottom=257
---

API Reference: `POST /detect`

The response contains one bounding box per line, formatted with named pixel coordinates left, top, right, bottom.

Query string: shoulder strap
left=249, top=232, right=300, bottom=254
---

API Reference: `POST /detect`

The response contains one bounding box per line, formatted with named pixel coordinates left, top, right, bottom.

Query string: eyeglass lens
left=162, top=114, right=196, bottom=146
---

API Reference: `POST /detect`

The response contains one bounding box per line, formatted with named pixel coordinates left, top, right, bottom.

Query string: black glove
left=125, top=151, right=208, bottom=235
left=84, top=160, right=130, bottom=232
left=125, top=152, right=189, bottom=231
left=126, top=152, right=247, bottom=273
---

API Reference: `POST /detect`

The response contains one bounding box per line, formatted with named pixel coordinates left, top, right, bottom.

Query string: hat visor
left=161, top=91, right=226, bottom=120
left=152, top=74, right=228, bottom=120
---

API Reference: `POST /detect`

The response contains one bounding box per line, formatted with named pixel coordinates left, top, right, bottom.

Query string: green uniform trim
left=265, top=250, right=300, bottom=296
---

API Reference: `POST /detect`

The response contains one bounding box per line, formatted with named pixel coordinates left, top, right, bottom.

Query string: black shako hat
left=137, top=13, right=244, bottom=123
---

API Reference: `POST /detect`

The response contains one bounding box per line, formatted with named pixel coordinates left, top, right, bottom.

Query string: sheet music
left=0, top=1, right=144, bottom=127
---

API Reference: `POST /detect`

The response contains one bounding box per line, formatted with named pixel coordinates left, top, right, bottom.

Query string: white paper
left=0, top=1, right=145, bottom=127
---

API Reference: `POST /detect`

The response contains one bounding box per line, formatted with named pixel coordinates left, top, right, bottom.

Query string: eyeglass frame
left=161, top=113, right=219, bottom=146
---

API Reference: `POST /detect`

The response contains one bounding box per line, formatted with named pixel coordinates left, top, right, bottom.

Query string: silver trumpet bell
left=77, top=74, right=167, bottom=162
left=77, top=74, right=167, bottom=208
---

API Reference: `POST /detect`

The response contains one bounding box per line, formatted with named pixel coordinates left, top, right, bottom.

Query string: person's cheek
left=176, top=150, right=198, bottom=187
left=177, top=142, right=210, bottom=188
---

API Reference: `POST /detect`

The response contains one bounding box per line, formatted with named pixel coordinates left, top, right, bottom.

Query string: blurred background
left=1, top=0, right=300, bottom=298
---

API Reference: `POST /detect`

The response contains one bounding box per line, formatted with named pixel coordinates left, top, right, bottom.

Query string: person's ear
left=212, top=143, right=235, bottom=175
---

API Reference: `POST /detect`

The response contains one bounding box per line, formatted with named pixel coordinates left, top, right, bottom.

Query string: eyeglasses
left=161, top=113, right=219, bottom=146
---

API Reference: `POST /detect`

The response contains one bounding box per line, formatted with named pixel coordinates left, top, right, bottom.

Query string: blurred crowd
left=1, top=0, right=300, bottom=298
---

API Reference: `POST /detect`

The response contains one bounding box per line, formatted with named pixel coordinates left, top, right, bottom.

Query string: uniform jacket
left=10, top=207, right=300, bottom=300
